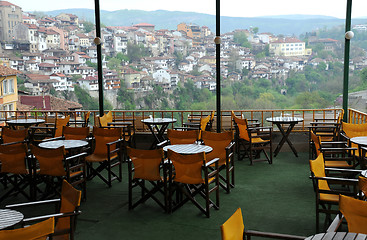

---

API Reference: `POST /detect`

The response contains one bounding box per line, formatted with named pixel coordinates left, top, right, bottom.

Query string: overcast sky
left=7, top=0, right=367, bottom=19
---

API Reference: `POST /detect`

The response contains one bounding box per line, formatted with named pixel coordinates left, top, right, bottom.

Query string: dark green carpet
left=74, top=151, right=315, bottom=239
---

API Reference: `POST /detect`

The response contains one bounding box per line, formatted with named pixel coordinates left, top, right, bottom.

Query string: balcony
left=0, top=107, right=365, bottom=239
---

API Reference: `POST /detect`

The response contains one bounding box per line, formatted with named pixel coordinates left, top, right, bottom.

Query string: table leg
left=274, top=123, right=298, bottom=157
left=147, top=123, right=169, bottom=149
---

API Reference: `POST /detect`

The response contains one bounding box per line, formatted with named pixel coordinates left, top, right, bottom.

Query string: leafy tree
left=360, top=67, right=367, bottom=84
left=107, top=57, right=121, bottom=71
left=86, top=60, right=97, bottom=70
left=233, top=32, right=251, bottom=48
left=117, top=84, right=135, bottom=110
left=127, top=42, right=150, bottom=62
left=83, top=21, right=95, bottom=33
left=116, top=52, right=129, bottom=62
left=252, top=27, right=259, bottom=34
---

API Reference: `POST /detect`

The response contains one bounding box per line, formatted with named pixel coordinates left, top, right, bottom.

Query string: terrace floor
left=73, top=151, right=316, bottom=240
left=0, top=133, right=320, bottom=239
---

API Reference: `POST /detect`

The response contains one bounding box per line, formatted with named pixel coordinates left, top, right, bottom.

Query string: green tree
left=107, top=57, right=121, bottom=71
left=360, top=67, right=367, bottom=84
left=86, top=60, right=97, bottom=70
left=233, top=32, right=251, bottom=48
left=116, top=52, right=129, bottom=62
left=127, top=42, right=150, bottom=62
left=252, top=27, right=259, bottom=34
left=83, top=21, right=95, bottom=33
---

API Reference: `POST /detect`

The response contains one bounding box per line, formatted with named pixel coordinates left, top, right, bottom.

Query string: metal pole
left=94, top=0, right=104, bottom=117
left=215, top=0, right=221, bottom=133
left=342, top=0, right=352, bottom=122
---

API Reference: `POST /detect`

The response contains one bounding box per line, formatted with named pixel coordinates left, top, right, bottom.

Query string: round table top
left=39, top=139, right=88, bottom=150
left=266, top=117, right=304, bottom=123
left=141, top=118, right=177, bottom=125
left=163, top=144, right=213, bottom=154
left=6, top=119, right=45, bottom=125
left=0, top=209, right=24, bottom=230
left=350, top=136, right=367, bottom=146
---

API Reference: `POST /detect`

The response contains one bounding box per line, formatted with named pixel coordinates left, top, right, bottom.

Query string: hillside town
left=0, top=1, right=367, bottom=111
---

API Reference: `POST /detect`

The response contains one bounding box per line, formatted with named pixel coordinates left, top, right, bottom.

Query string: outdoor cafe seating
left=85, top=127, right=124, bottom=187
left=201, top=130, right=235, bottom=193
left=30, top=144, right=87, bottom=200
left=126, top=147, right=167, bottom=211
left=327, top=194, right=367, bottom=234
left=232, top=111, right=273, bottom=164
left=308, top=153, right=360, bottom=232
left=0, top=217, right=54, bottom=239
left=6, top=180, right=82, bottom=240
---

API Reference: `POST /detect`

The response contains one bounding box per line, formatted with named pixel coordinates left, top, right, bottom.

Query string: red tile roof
left=0, top=65, right=20, bottom=76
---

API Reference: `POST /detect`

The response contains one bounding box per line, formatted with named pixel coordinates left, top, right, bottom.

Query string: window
left=3, top=79, right=8, bottom=94
left=9, top=79, right=14, bottom=93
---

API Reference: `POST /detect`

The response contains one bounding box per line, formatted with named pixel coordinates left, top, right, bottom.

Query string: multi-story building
left=269, top=37, right=312, bottom=57
left=0, top=1, right=22, bottom=43
left=177, top=23, right=201, bottom=47
left=0, top=64, right=19, bottom=112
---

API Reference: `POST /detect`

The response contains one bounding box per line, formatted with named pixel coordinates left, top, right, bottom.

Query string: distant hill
left=44, top=8, right=367, bottom=36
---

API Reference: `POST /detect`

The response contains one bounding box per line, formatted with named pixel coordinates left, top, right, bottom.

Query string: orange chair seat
left=86, top=153, right=118, bottom=162
left=252, top=138, right=269, bottom=144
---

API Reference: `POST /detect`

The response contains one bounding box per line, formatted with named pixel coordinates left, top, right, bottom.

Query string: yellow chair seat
left=252, top=138, right=269, bottom=144
left=325, top=161, right=354, bottom=168
left=320, top=193, right=339, bottom=202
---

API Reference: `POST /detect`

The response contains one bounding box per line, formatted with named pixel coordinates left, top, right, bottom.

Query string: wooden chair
left=220, top=208, right=306, bottom=240
left=201, top=131, right=235, bottom=193
left=97, top=111, right=113, bottom=127
left=69, top=111, right=90, bottom=127
left=85, top=127, right=124, bottom=187
left=30, top=116, right=70, bottom=144
left=328, top=194, right=367, bottom=234
left=127, top=147, right=167, bottom=211
left=359, top=175, right=367, bottom=200
left=232, top=111, right=272, bottom=164
left=0, top=127, right=28, bottom=144
left=178, top=111, right=214, bottom=134
left=7, top=180, right=82, bottom=240
left=167, top=149, right=219, bottom=217
left=98, top=111, right=134, bottom=147
left=0, top=217, right=54, bottom=240
left=0, top=142, right=33, bottom=202
left=309, top=153, right=359, bottom=232
left=340, top=121, right=367, bottom=160
left=30, top=144, right=87, bottom=200
left=310, top=130, right=358, bottom=170
left=167, top=129, right=199, bottom=145
left=309, top=110, right=344, bottom=145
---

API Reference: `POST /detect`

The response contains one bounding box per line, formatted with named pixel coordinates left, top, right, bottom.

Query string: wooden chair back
left=63, top=126, right=90, bottom=140
left=54, top=116, right=70, bottom=138
left=167, top=149, right=205, bottom=185
left=202, top=131, right=233, bottom=165
left=56, top=180, right=82, bottom=239
left=92, top=127, right=121, bottom=156
left=220, top=208, right=244, bottom=240
left=0, top=143, right=28, bottom=174
left=339, top=194, right=367, bottom=234
left=1, top=127, right=28, bottom=144
left=167, top=129, right=199, bottom=145
left=30, top=144, right=66, bottom=176
left=359, top=176, right=367, bottom=200
left=98, top=111, right=113, bottom=127
left=127, top=147, right=164, bottom=181
left=0, top=217, right=54, bottom=240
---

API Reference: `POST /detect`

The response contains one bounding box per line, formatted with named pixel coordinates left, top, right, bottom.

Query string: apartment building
left=269, top=37, right=312, bottom=57
left=0, top=64, right=19, bottom=111
left=0, top=1, right=22, bottom=42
